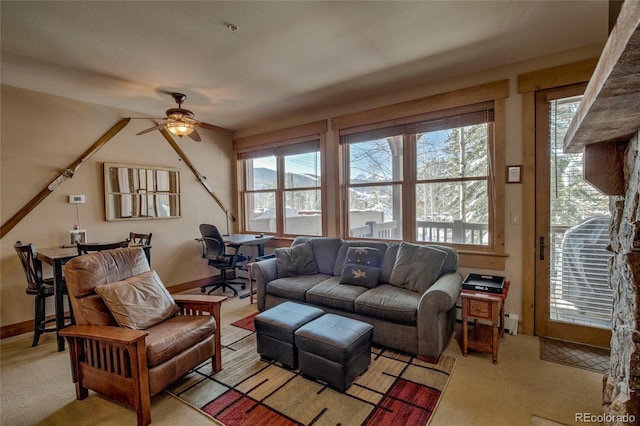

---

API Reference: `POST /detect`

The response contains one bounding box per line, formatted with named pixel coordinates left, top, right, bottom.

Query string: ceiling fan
left=136, top=93, right=234, bottom=141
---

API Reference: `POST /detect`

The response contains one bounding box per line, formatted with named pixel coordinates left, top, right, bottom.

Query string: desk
left=223, top=234, right=273, bottom=257
left=37, top=244, right=151, bottom=352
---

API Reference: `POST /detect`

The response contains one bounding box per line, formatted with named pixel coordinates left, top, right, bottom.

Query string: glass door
left=534, top=85, right=612, bottom=347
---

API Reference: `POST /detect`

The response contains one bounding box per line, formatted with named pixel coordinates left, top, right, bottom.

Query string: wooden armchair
left=59, top=247, right=225, bottom=426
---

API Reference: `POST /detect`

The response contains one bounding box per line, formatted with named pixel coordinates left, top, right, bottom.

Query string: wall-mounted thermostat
left=69, top=195, right=85, bottom=204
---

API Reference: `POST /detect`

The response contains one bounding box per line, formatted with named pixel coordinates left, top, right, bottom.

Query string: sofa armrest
left=251, top=258, right=277, bottom=311
left=416, top=272, right=462, bottom=360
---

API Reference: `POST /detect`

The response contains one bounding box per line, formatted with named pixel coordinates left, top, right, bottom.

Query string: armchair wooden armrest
left=60, top=325, right=151, bottom=425
left=172, top=294, right=226, bottom=372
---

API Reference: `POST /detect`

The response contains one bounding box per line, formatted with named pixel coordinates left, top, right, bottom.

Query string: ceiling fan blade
left=188, top=128, right=202, bottom=142
left=198, top=121, right=236, bottom=136
left=136, top=123, right=165, bottom=135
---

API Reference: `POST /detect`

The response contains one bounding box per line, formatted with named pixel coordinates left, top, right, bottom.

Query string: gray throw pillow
left=344, top=246, right=380, bottom=267
left=275, top=242, right=318, bottom=278
left=389, top=242, right=447, bottom=294
left=341, top=264, right=380, bottom=288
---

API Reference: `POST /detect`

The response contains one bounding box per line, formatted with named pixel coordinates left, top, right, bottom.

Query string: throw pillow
left=275, top=242, right=318, bottom=278
left=389, top=242, right=447, bottom=294
left=344, top=246, right=380, bottom=267
left=340, top=264, right=380, bottom=288
left=94, top=270, right=178, bottom=330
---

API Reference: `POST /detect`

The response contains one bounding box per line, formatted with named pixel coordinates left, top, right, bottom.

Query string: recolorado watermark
left=576, top=412, right=636, bottom=423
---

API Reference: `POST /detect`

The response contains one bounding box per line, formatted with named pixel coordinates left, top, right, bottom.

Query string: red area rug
left=167, top=313, right=455, bottom=426
left=231, top=311, right=258, bottom=332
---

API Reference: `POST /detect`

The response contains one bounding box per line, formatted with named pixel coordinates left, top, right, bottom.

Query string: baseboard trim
left=1, top=275, right=220, bottom=340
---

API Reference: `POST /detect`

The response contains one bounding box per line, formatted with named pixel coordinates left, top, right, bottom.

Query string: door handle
left=539, top=236, right=545, bottom=260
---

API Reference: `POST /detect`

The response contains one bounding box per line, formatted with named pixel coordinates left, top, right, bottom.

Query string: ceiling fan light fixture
left=166, top=120, right=195, bottom=137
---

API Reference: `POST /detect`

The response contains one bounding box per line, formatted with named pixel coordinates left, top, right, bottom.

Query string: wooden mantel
left=563, top=0, right=640, bottom=195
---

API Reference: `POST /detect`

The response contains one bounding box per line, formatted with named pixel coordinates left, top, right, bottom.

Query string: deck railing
left=350, top=219, right=488, bottom=244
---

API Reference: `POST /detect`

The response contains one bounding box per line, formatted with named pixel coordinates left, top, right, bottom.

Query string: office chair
left=14, top=241, right=73, bottom=346
left=128, top=232, right=152, bottom=245
left=199, top=224, right=246, bottom=296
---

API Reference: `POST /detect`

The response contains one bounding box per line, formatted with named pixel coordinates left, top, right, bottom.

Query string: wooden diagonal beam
left=158, top=128, right=236, bottom=222
left=1, top=118, right=130, bottom=239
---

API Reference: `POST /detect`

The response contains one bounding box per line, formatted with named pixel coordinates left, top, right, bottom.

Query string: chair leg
left=32, top=295, right=43, bottom=347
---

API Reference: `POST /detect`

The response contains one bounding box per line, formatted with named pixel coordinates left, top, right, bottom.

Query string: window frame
left=333, top=81, right=508, bottom=268
left=234, top=121, right=327, bottom=238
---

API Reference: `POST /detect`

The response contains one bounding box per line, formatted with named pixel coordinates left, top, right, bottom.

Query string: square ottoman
left=254, top=301, right=324, bottom=369
left=294, top=313, right=373, bottom=391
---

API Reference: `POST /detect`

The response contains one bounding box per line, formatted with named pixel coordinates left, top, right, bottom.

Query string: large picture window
left=342, top=104, right=495, bottom=248
left=237, top=126, right=325, bottom=237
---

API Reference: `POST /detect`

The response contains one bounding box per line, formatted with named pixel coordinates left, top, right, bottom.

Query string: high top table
left=37, top=244, right=151, bottom=351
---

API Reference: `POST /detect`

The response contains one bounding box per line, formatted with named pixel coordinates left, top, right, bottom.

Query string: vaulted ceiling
left=1, top=1, right=608, bottom=132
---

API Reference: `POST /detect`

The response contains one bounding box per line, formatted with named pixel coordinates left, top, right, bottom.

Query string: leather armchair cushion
left=95, top=270, right=178, bottom=330
left=145, top=314, right=216, bottom=367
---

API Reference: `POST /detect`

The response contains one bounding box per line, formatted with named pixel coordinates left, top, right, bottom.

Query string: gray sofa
left=252, top=237, right=462, bottom=361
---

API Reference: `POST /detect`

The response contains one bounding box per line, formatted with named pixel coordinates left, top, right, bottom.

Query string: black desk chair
left=199, top=224, right=246, bottom=296
left=77, top=240, right=130, bottom=255
left=128, top=232, right=152, bottom=245
left=14, top=241, right=73, bottom=347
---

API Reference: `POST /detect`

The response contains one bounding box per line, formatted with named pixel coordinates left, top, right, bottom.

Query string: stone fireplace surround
left=603, top=132, right=639, bottom=422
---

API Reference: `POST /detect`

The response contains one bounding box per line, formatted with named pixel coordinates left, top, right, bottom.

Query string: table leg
left=248, top=263, right=254, bottom=305
left=492, top=322, right=499, bottom=364
left=53, top=260, right=66, bottom=352
left=462, top=298, right=468, bottom=356
left=212, top=302, right=223, bottom=372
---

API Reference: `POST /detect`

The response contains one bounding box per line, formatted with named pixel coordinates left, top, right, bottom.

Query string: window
left=236, top=121, right=326, bottom=237
left=413, top=111, right=493, bottom=246
left=341, top=104, right=496, bottom=248
left=344, top=130, right=404, bottom=240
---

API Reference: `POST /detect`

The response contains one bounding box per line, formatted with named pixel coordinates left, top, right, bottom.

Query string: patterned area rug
left=166, top=314, right=456, bottom=426
left=540, top=337, right=610, bottom=374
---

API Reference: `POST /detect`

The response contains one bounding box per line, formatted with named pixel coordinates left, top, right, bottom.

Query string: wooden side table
left=461, top=281, right=510, bottom=364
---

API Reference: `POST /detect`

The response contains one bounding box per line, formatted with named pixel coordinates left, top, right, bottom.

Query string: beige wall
left=1, top=42, right=604, bottom=333
left=1, top=86, right=235, bottom=328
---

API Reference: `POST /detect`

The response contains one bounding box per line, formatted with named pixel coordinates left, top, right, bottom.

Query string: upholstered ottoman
left=294, top=314, right=373, bottom=391
left=254, top=301, right=324, bottom=369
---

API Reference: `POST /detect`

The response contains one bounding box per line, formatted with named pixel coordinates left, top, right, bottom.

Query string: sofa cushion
left=333, top=241, right=388, bottom=276
left=276, top=242, right=318, bottom=278
left=145, top=314, right=216, bottom=367
left=294, top=237, right=343, bottom=275
left=428, top=244, right=459, bottom=274
left=389, top=242, right=447, bottom=294
left=340, top=264, right=380, bottom=288
left=354, top=284, right=421, bottom=325
left=344, top=246, right=380, bottom=267
left=380, top=242, right=400, bottom=284
left=306, top=277, right=369, bottom=312
left=267, top=274, right=332, bottom=302
left=94, top=270, right=179, bottom=330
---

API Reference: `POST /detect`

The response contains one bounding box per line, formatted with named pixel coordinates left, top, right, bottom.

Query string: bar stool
left=14, top=241, right=73, bottom=347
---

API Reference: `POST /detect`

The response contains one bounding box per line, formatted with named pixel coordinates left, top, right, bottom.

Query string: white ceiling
left=1, top=1, right=608, bottom=132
